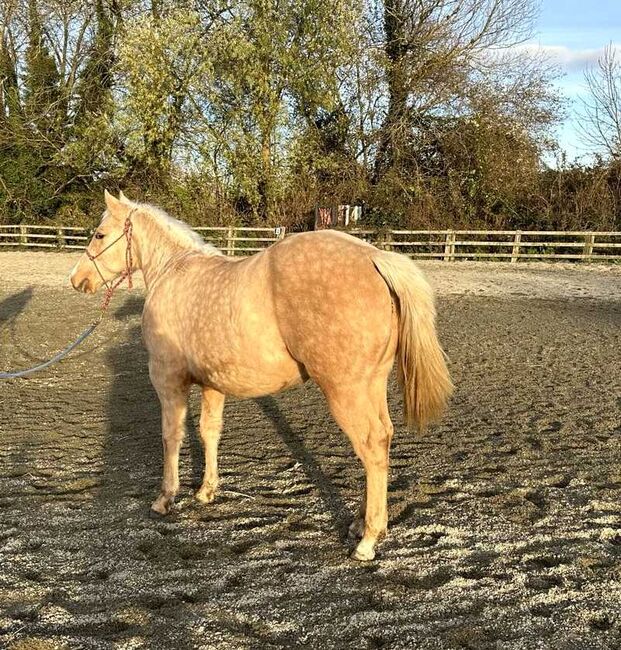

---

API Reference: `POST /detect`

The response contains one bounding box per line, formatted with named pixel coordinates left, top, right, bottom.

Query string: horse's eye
left=94, top=232, right=105, bottom=240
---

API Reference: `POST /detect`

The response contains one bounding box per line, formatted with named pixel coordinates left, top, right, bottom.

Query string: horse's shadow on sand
left=100, top=296, right=348, bottom=538
left=0, top=287, right=33, bottom=327
left=254, top=396, right=352, bottom=540
left=0, top=288, right=34, bottom=360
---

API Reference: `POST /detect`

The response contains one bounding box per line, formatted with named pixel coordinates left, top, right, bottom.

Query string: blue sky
left=528, top=0, right=621, bottom=160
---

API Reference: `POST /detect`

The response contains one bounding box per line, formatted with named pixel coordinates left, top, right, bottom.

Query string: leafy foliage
left=0, top=0, right=619, bottom=231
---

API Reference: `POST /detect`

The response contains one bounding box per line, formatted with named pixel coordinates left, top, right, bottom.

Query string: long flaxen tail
left=373, top=251, right=453, bottom=432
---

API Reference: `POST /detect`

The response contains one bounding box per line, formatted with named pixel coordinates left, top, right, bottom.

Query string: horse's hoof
left=351, top=541, right=376, bottom=562
left=150, top=495, right=174, bottom=516
left=195, top=486, right=216, bottom=504
left=149, top=508, right=166, bottom=520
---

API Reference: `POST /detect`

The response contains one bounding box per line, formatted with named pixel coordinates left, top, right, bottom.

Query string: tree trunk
left=258, top=133, right=272, bottom=219
left=374, top=0, right=409, bottom=182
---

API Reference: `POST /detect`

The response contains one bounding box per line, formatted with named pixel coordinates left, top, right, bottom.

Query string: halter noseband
left=86, top=209, right=136, bottom=311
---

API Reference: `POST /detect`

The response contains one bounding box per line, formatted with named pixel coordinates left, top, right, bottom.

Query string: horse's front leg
left=150, top=379, right=190, bottom=516
left=195, top=387, right=225, bottom=504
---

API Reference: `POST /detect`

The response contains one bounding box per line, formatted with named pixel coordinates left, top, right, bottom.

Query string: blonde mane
left=132, top=202, right=221, bottom=255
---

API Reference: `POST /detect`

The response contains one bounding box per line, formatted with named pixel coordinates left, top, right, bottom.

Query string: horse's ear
left=119, top=190, right=131, bottom=204
left=104, top=189, right=125, bottom=218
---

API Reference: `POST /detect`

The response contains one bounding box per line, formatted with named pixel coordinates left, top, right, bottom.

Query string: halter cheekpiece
left=86, top=209, right=136, bottom=311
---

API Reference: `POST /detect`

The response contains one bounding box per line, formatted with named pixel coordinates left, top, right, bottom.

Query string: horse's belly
left=193, top=351, right=307, bottom=398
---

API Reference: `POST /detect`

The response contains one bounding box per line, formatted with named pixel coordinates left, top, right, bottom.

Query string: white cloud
left=514, top=42, right=621, bottom=72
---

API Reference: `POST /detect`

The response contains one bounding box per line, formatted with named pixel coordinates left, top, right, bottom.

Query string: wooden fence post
left=443, top=231, right=455, bottom=262
left=57, top=227, right=65, bottom=249
left=511, top=231, right=522, bottom=263
left=19, top=224, right=27, bottom=247
left=583, top=233, right=595, bottom=260
left=226, top=226, right=235, bottom=256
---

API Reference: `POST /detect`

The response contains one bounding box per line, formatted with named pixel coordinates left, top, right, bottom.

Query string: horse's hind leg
left=195, top=387, right=225, bottom=504
left=348, top=396, right=393, bottom=541
left=150, top=377, right=190, bottom=516
left=322, top=379, right=393, bottom=561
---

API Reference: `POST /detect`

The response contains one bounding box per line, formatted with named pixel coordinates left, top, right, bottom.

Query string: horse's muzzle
left=71, top=274, right=93, bottom=294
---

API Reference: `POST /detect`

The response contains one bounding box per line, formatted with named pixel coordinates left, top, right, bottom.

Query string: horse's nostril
left=73, top=277, right=88, bottom=293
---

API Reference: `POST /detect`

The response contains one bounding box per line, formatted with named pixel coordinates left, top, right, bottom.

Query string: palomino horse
left=71, top=191, right=453, bottom=560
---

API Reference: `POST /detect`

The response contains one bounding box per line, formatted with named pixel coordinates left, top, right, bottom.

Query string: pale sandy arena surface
left=0, top=251, right=620, bottom=649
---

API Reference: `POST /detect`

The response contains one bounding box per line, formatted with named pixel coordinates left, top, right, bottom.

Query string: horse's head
left=71, top=190, right=137, bottom=294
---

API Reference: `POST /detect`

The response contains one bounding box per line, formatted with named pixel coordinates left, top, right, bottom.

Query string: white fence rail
left=0, top=224, right=620, bottom=262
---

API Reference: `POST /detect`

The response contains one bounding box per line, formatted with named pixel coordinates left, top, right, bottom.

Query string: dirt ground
left=0, top=251, right=620, bottom=650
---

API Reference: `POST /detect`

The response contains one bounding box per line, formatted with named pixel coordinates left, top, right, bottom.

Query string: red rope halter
left=86, top=211, right=135, bottom=312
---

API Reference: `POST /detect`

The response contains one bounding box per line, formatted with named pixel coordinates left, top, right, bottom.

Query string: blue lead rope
left=1, top=213, right=135, bottom=379
left=0, top=318, right=101, bottom=379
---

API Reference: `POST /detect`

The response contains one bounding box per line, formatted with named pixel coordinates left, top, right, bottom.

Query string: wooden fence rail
left=0, top=225, right=619, bottom=262
left=194, top=226, right=286, bottom=255
left=0, top=225, right=287, bottom=255
left=348, top=229, right=621, bottom=262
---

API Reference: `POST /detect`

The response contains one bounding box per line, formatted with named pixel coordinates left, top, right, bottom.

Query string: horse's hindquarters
left=268, top=232, right=398, bottom=386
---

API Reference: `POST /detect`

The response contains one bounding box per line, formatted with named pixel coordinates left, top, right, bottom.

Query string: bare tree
left=579, top=44, right=621, bottom=160
left=373, top=0, right=539, bottom=180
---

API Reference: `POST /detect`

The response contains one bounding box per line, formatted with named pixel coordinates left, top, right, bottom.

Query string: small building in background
left=314, top=205, right=363, bottom=230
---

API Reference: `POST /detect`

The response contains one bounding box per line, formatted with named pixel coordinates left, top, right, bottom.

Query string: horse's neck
left=134, top=218, right=195, bottom=290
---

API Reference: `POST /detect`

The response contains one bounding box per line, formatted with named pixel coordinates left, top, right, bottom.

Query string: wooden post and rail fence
left=0, top=224, right=619, bottom=262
